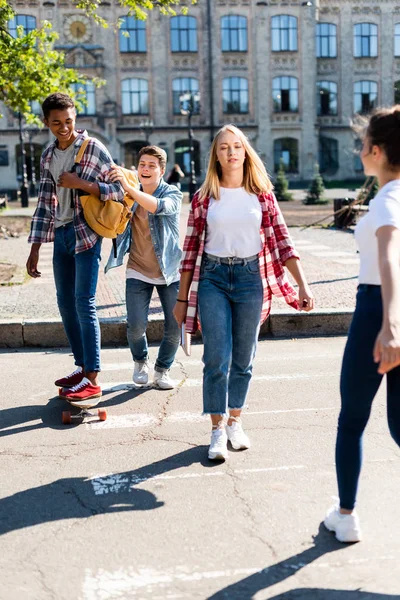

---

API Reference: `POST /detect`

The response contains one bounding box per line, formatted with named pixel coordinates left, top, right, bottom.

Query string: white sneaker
left=153, top=368, right=175, bottom=390
left=133, top=360, right=149, bottom=385
left=208, top=427, right=228, bottom=461
left=324, top=504, right=362, bottom=543
left=226, top=417, right=250, bottom=450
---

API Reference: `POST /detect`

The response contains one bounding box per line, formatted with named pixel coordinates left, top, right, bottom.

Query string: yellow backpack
left=74, top=138, right=139, bottom=239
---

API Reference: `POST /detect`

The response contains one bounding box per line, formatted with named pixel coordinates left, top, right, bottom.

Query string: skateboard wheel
left=98, top=408, right=107, bottom=421
left=62, top=411, right=72, bottom=425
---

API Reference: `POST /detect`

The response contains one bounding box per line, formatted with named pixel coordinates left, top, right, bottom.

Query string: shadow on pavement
left=0, top=387, right=151, bottom=437
left=0, top=445, right=214, bottom=536
left=207, top=524, right=387, bottom=600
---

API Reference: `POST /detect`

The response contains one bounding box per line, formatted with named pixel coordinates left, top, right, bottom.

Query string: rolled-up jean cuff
left=202, top=411, right=227, bottom=416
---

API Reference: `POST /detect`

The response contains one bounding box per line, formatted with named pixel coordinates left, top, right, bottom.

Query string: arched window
left=274, top=138, right=299, bottom=173
left=72, top=82, right=96, bottom=115
left=354, top=80, right=378, bottom=114
left=317, top=81, right=338, bottom=116
left=8, top=14, right=36, bottom=37
left=272, top=76, right=298, bottom=112
left=395, top=24, right=400, bottom=57
left=319, top=137, right=339, bottom=174
left=170, top=16, right=197, bottom=52
left=354, top=23, right=378, bottom=57
left=271, top=15, right=298, bottom=52
left=316, top=23, right=337, bottom=58
left=222, top=77, right=249, bottom=114
left=119, top=16, right=146, bottom=52
left=122, top=78, right=149, bottom=114
left=221, top=15, right=248, bottom=52
left=124, top=141, right=148, bottom=168
left=172, top=78, right=199, bottom=114
left=174, top=139, right=201, bottom=175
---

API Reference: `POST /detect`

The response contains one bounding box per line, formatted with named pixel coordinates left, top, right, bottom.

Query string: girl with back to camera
left=324, top=106, right=400, bottom=542
left=173, top=124, right=314, bottom=461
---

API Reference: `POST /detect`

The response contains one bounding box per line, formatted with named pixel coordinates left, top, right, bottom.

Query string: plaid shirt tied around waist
left=28, top=131, right=124, bottom=254
left=180, top=190, right=300, bottom=335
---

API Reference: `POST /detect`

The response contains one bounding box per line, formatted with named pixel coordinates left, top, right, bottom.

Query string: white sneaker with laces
left=324, top=504, right=362, bottom=543
left=208, top=427, right=228, bottom=461
left=133, top=360, right=149, bottom=385
left=226, top=417, right=250, bottom=450
left=153, top=369, right=175, bottom=390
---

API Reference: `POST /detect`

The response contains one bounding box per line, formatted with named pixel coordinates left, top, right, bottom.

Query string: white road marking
left=333, top=258, right=360, bottom=265
left=311, top=251, right=354, bottom=258
left=87, top=414, right=158, bottom=430
left=88, top=465, right=306, bottom=494
left=82, top=557, right=398, bottom=599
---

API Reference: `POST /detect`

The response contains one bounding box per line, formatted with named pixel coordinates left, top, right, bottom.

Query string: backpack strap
left=70, top=137, right=91, bottom=208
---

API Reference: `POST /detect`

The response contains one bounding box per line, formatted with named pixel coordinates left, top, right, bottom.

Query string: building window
left=119, top=16, right=146, bottom=52
left=8, top=14, right=36, bottom=37
left=124, top=141, right=148, bottom=168
left=354, top=80, right=378, bottom=114
left=271, top=15, right=298, bottom=52
left=172, top=78, right=199, bottom=115
left=221, top=15, right=247, bottom=52
left=273, top=76, right=298, bottom=112
left=72, top=82, right=96, bottom=115
left=395, top=81, right=400, bottom=104
left=174, top=139, right=201, bottom=175
left=317, top=81, right=338, bottom=116
left=223, top=77, right=249, bottom=114
left=316, top=23, right=337, bottom=58
left=122, top=78, right=149, bottom=114
left=274, top=138, right=299, bottom=173
left=319, top=137, right=339, bottom=174
left=354, top=23, right=378, bottom=58
left=395, top=24, right=400, bottom=57
left=170, top=16, right=197, bottom=52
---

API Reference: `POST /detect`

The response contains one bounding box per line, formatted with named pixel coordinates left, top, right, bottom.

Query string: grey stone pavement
left=0, top=191, right=361, bottom=347
left=1, top=338, right=400, bottom=599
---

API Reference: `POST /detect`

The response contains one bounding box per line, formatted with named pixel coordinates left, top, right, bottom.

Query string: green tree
left=304, top=163, right=327, bottom=205
left=274, top=159, right=293, bottom=202
left=77, top=0, right=196, bottom=25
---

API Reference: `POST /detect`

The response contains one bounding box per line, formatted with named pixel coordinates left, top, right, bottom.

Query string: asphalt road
left=1, top=337, right=400, bottom=600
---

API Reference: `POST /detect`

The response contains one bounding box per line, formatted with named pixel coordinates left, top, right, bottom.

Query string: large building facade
left=1, top=0, right=400, bottom=193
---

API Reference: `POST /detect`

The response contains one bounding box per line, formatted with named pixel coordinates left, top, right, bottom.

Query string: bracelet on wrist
left=176, top=299, right=189, bottom=303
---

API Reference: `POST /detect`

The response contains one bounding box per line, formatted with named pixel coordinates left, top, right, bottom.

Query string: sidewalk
left=0, top=195, right=361, bottom=347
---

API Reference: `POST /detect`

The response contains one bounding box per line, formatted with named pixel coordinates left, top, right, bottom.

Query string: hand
left=58, top=172, right=81, bottom=189
left=26, top=249, right=41, bottom=278
left=298, top=284, right=315, bottom=312
left=173, top=301, right=188, bottom=327
left=373, top=327, right=400, bottom=374
left=109, top=166, right=130, bottom=191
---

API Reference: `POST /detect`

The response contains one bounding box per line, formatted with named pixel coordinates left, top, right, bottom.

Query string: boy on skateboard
left=26, top=93, right=124, bottom=401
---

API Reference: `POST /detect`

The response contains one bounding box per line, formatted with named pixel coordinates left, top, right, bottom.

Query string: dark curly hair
left=42, top=93, right=75, bottom=119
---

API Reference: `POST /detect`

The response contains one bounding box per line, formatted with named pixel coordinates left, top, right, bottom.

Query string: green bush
left=274, top=159, right=293, bottom=202
left=304, top=163, right=328, bottom=205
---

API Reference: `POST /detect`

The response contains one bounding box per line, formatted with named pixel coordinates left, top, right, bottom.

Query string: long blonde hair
left=199, top=124, right=273, bottom=201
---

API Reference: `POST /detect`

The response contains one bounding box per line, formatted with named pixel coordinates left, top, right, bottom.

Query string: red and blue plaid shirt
left=28, top=131, right=124, bottom=253
left=181, top=190, right=300, bottom=334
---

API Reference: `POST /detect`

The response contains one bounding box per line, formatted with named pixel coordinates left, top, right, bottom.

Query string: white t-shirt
left=205, top=187, right=262, bottom=258
left=355, top=179, right=400, bottom=285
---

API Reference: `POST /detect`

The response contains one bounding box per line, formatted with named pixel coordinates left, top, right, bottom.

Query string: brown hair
left=42, top=93, right=75, bottom=119
left=362, top=105, right=400, bottom=170
left=138, top=145, right=167, bottom=170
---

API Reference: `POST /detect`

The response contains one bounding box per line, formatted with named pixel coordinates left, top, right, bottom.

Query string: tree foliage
left=0, top=0, right=194, bottom=123
left=304, top=163, right=327, bottom=205
left=274, top=159, right=293, bottom=202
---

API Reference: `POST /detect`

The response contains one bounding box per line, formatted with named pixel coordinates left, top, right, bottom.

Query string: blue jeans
left=53, top=222, right=102, bottom=372
left=126, top=278, right=180, bottom=371
left=198, top=254, right=263, bottom=414
left=337, top=284, right=400, bottom=510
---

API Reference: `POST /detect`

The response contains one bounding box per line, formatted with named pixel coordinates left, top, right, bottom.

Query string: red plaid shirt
left=181, top=190, right=300, bottom=334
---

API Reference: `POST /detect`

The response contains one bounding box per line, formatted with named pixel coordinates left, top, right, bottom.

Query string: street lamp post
left=18, top=112, right=29, bottom=208
left=179, top=91, right=200, bottom=202
left=139, top=118, right=154, bottom=142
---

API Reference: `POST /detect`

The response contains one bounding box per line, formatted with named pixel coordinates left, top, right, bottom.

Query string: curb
left=0, top=309, right=353, bottom=349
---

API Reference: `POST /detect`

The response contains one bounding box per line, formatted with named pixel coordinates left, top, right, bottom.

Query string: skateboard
left=59, top=394, right=107, bottom=425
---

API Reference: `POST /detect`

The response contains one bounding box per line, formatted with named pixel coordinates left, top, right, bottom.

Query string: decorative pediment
left=64, top=46, right=103, bottom=68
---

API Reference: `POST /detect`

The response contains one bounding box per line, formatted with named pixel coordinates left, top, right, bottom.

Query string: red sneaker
left=55, top=367, right=84, bottom=388
left=59, top=377, right=102, bottom=401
